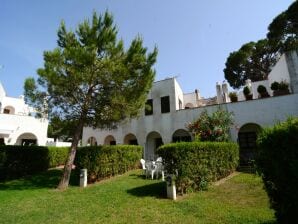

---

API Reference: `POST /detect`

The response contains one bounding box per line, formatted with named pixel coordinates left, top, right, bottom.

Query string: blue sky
left=0, top=0, right=294, bottom=98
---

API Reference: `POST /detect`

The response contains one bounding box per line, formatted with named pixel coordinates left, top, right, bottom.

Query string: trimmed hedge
left=48, top=146, right=70, bottom=167
left=157, top=142, right=239, bottom=194
left=256, top=118, right=298, bottom=224
left=0, top=146, right=70, bottom=181
left=75, top=145, right=142, bottom=183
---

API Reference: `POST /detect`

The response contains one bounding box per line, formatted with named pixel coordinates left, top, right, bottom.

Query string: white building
left=0, top=82, right=48, bottom=146
left=82, top=50, right=298, bottom=161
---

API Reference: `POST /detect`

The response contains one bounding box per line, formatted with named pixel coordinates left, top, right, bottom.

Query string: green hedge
left=157, top=142, right=239, bottom=194
left=48, top=146, right=70, bottom=167
left=0, top=146, right=70, bottom=181
left=256, top=118, right=298, bottom=224
left=75, top=145, right=142, bottom=183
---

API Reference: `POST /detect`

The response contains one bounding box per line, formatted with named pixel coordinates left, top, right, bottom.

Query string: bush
left=0, top=146, right=49, bottom=181
left=75, top=145, right=142, bottom=183
left=0, top=146, right=70, bottom=181
left=256, top=118, right=298, bottom=223
left=257, top=85, right=267, bottom=94
left=270, top=81, right=279, bottom=91
left=157, top=142, right=239, bottom=194
left=48, top=147, right=70, bottom=167
left=229, top=92, right=238, bottom=102
left=243, top=86, right=251, bottom=96
left=187, top=108, right=234, bottom=142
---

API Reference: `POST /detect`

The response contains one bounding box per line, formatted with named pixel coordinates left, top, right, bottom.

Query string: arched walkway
left=3, top=106, right=15, bottom=114
left=238, top=123, right=262, bottom=165
left=145, top=131, right=163, bottom=160
left=172, top=129, right=192, bottom=142
left=104, top=135, right=116, bottom=145
left=87, top=136, right=97, bottom=146
left=16, top=133, right=38, bottom=146
left=184, top=103, right=194, bottom=109
left=123, top=133, right=138, bottom=145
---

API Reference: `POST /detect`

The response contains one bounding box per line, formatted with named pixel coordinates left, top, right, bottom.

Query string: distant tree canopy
left=47, top=116, right=78, bottom=142
left=24, top=11, right=158, bottom=189
left=224, top=1, right=297, bottom=89
left=224, top=39, right=278, bottom=89
left=267, top=1, right=298, bottom=53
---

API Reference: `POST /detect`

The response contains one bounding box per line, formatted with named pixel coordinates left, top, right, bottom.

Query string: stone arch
left=184, top=103, right=194, bottom=109
left=172, top=129, right=192, bottom=142
left=104, top=135, right=116, bottom=145
left=123, top=133, right=138, bottom=145
left=238, top=123, right=262, bottom=166
left=3, top=105, right=15, bottom=114
left=87, top=136, right=97, bottom=146
left=16, top=132, right=38, bottom=146
left=145, top=131, right=163, bottom=160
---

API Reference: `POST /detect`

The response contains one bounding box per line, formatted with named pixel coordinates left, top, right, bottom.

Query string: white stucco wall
left=268, top=54, right=291, bottom=90
left=0, top=113, right=48, bottom=145
left=82, top=51, right=298, bottom=160
left=0, top=82, right=48, bottom=146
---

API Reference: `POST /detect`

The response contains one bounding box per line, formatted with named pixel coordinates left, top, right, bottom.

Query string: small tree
left=24, top=11, right=158, bottom=189
left=187, top=108, right=234, bottom=142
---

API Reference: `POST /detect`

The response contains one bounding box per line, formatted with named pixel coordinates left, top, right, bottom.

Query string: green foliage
left=23, top=11, right=157, bottom=188
left=187, top=108, right=234, bottom=142
left=257, top=85, right=267, bottom=94
left=256, top=118, right=298, bottom=223
left=243, top=86, right=251, bottom=96
left=229, top=92, right=238, bottom=102
left=47, top=116, right=79, bottom=141
left=224, top=39, right=278, bottom=88
left=270, top=81, right=289, bottom=91
left=0, top=146, right=49, bottom=181
left=0, top=146, right=70, bottom=181
left=157, top=142, right=239, bottom=194
left=75, top=145, right=142, bottom=182
left=267, top=1, right=298, bottom=53
left=270, top=81, right=279, bottom=91
left=24, top=11, right=157, bottom=129
left=48, top=147, right=70, bottom=167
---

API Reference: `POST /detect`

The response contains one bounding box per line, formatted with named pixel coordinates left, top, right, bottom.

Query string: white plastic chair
left=140, top=159, right=147, bottom=177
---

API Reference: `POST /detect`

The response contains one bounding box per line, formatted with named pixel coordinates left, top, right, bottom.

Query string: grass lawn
left=0, top=169, right=275, bottom=224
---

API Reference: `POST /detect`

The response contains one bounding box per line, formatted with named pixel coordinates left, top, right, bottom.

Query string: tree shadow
left=127, top=181, right=166, bottom=198
left=0, top=169, right=79, bottom=191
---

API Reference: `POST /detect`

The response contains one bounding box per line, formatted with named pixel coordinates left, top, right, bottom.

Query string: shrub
left=257, top=85, right=267, bottom=94
left=0, top=146, right=70, bottom=181
left=187, top=108, right=234, bottom=142
left=0, top=146, right=49, bottom=181
left=229, top=92, right=238, bottom=102
left=75, top=145, right=142, bottom=183
left=243, top=86, right=251, bottom=96
left=157, top=142, right=239, bottom=194
left=278, top=81, right=289, bottom=90
left=48, top=147, right=70, bottom=167
left=256, top=118, right=298, bottom=223
left=270, top=81, right=279, bottom=91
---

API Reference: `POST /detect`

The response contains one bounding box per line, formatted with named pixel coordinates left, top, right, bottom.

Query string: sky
left=0, top=0, right=295, bottom=98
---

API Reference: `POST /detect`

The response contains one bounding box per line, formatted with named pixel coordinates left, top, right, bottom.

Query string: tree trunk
left=57, top=118, right=84, bottom=190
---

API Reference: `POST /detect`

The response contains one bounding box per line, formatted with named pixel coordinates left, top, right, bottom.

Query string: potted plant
left=229, top=92, right=238, bottom=102
left=243, top=86, right=253, bottom=100
left=271, top=81, right=290, bottom=96
left=257, top=85, right=270, bottom=98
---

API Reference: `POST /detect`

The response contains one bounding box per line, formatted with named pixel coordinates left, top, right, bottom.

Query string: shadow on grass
left=127, top=181, right=167, bottom=198
left=0, top=169, right=79, bottom=190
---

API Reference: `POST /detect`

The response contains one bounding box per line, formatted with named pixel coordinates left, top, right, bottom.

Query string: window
left=110, top=140, right=116, bottom=145
left=145, top=99, right=153, bottom=115
left=161, top=96, right=170, bottom=113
